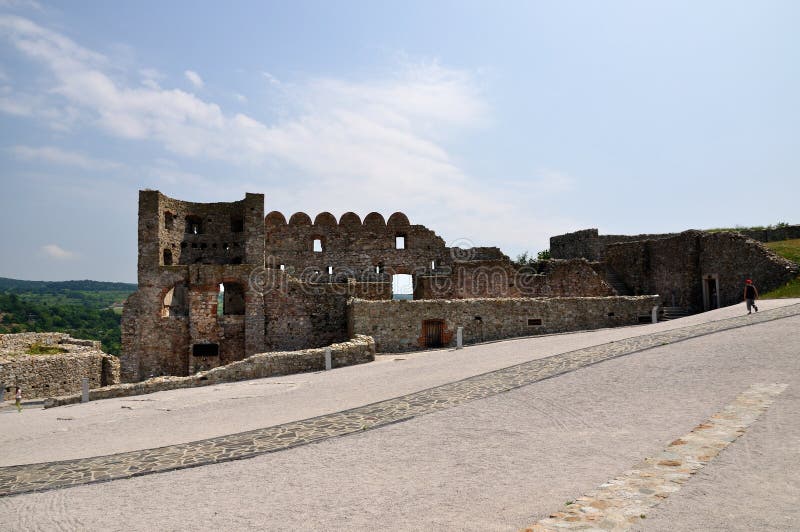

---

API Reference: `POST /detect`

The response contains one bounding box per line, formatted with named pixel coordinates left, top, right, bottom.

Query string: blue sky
left=1, top=0, right=798, bottom=282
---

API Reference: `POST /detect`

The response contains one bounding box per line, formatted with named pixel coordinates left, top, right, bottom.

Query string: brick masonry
left=348, top=296, right=660, bottom=352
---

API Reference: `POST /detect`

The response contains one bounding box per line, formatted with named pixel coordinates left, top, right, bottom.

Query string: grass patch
left=704, top=222, right=792, bottom=233
left=761, top=277, right=800, bottom=299
left=26, top=343, right=68, bottom=355
left=761, top=239, right=800, bottom=299
left=764, top=238, right=800, bottom=264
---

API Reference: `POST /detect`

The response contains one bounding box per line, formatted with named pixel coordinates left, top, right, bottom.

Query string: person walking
left=744, top=279, right=759, bottom=314
left=14, top=386, right=22, bottom=413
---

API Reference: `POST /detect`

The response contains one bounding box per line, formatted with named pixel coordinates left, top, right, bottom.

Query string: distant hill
left=0, top=278, right=137, bottom=293
left=0, top=277, right=137, bottom=355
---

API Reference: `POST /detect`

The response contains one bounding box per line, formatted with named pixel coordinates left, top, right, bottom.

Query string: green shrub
left=26, top=343, right=68, bottom=355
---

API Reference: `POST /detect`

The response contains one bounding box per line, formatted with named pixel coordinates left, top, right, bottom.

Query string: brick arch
left=265, top=211, right=287, bottom=226
left=288, top=212, right=312, bottom=226
left=387, top=212, right=410, bottom=227
left=339, top=212, right=362, bottom=227
left=314, top=212, right=337, bottom=227
left=363, top=212, right=386, bottom=228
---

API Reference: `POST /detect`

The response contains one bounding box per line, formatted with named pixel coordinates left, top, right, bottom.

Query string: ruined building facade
left=550, top=228, right=798, bottom=311
left=122, top=191, right=616, bottom=381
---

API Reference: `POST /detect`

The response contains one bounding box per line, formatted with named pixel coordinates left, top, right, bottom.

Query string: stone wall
left=122, top=191, right=666, bottom=381
left=348, top=296, right=659, bottom=353
left=265, top=210, right=452, bottom=284
left=122, top=191, right=267, bottom=382
left=0, top=333, right=120, bottom=400
left=414, top=259, right=614, bottom=299
left=605, top=231, right=798, bottom=311
left=734, top=224, right=800, bottom=243
left=45, top=335, right=375, bottom=408
left=551, top=225, right=800, bottom=262
left=550, top=229, right=677, bottom=261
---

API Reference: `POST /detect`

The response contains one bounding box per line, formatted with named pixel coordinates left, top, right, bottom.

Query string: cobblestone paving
left=1, top=304, right=797, bottom=497
left=525, top=382, right=788, bottom=531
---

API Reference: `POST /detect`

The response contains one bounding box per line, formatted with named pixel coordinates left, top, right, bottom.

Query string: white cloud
left=0, top=0, right=43, bottom=11
left=184, top=69, right=204, bottom=89
left=41, top=244, right=77, bottom=260
left=234, top=92, right=247, bottom=103
left=140, top=68, right=163, bottom=89
left=10, top=145, right=122, bottom=170
left=0, top=14, right=574, bottom=253
left=262, top=71, right=281, bottom=86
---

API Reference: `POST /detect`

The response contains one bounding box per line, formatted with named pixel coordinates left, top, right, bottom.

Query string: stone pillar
left=456, top=327, right=463, bottom=349
left=81, top=378, right=89, bottom=403
left=325, top=347, right=332, bottom=370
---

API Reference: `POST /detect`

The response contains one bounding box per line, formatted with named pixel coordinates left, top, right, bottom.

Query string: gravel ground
left=2, top=299, right=796, bottom=466
left=0, top=308, right=797, bottom=531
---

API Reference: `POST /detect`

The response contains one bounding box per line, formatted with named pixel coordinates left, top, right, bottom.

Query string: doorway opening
left=422, top=319, right=445, bottom=348
left=702, top=274, right=720, bottom=311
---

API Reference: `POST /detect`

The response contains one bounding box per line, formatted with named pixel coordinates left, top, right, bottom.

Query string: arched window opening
left=392, top=274, right=413, bottom=300
left=162, top=284, right=188, bottom=318
left=163, top=249, right=173, bottom=266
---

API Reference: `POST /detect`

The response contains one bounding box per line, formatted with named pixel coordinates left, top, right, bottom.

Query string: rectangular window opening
left=192, top=343, right=219, bottom=356
left=395, top=235, right=406, bottom=249
left=527, top=318, right=542, bottom=326
left=313, top=239, right=323, bottom=252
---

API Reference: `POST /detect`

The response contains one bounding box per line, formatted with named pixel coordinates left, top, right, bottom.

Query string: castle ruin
left=121, top=191, right=797, bottom=382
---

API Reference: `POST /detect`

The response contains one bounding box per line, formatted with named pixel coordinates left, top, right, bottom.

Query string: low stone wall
left=0, top=333, right=120, bottom=400
left=349, top=296, right=660, bottom=352
left=45, top=335, right=375, bottom=408
left=736, top=224, right=800, bottom=243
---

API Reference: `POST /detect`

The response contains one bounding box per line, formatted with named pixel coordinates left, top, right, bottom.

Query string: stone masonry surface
left=349, top=296, right=659, bottom=352
left=1, top=303, right=797, bottom=497
left=0, top=333, right=120, bottom=400
left=605, top=230, right=797, bottom=310
left=44, top=335, right=375, bottom=408
left=550, top=228, right=798, bottom=311
left=122, top=191, right=619, bottom=381
left=526, top=383, right=787, bottom=531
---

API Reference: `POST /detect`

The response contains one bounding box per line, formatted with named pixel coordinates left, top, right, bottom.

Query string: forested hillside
left=0, top=278, right=138, bottom=355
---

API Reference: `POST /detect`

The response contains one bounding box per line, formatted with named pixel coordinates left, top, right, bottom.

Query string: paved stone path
left=525, top=382, right=788, bottom=531
left=0, top=303, right=797, bottom=498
